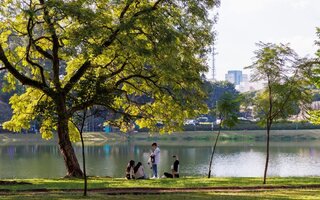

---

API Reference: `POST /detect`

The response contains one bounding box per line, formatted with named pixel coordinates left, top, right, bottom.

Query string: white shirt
left=152, top=147, right=160, bottom=165
left=135, top=166, right=145, bottom=179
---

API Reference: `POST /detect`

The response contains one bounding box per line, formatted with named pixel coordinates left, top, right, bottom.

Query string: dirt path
left=1, top=185, right=320, bottom=195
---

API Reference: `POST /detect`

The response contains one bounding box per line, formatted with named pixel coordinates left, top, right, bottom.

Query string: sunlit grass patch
left=0, top=177, right=320, bottom=191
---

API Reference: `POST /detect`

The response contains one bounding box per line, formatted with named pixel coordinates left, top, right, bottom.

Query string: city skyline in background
left=208, top=0, right=320, bottom=81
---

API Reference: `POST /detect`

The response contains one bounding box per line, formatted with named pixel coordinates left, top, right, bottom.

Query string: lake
left=0, top=132, right=320, bottom=178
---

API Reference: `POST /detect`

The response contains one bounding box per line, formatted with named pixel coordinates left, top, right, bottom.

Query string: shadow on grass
left=1, top=190, right=319, bottom=200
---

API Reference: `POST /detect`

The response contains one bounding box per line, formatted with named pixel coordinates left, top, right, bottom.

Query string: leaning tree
left=0, top=0, right=219, bottom=177
left=207, top=91, right=239, bottom=178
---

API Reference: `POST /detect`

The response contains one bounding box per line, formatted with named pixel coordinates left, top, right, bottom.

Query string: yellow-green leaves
left=68, top=120, right=81, bottom=142
left=0, top=30, right=11, bottom=49
left=1, top=0, right=218, bottom=137
left=3, top=88, right=41, bottom=132
left=309, top=110, right=320, bottom=125
left=40, top=118, right=55, bottom=140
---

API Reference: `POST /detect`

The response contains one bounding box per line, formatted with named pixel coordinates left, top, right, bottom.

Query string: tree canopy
left=0, top=0, right=219, bottom=177
left=0, top=0, right=218, bottom=135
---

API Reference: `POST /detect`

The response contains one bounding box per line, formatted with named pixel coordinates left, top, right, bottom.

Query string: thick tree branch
left=101, top=53, right=118, bottom=69
left=115, top=74, right=156, bottom=87
left=67, top=99, right=95, bottom=117
left=33, top=42, right=54, bottom=60
left=63, top=61, right=91, bottom=93
left=34, top=36, right=53, bottom=43
left=120, top=1, right=134, bottom=20
left=26, top=44, right=47, bottom=85
left=102, top=0, right=163, bottom=49
left=27, top=16, right=54, bottom=61
left=26, top=18, right=47, bottom=85
left=107, top=59, right=127, bottom=78
left=132, top=0, right=162, bottom=18
left=39, top=0, right=61, bottom=89
left=0, top=44, right=53, bottom=96
left=102, top=29, right=120, bottom=48
left=123, top=80, right=151, bottom=95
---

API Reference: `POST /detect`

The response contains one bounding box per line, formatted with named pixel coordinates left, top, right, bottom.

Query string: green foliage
left=2, top=88, right=40, bottom=132
left=0, top=0, right=219, bottom=136
left=215, top=92, right=240, bottom=128
left=204, top=80, right=239, bottom=109
left=309, top=28, right=320, bottom=124
left=246, top=42, right=312, bottom=126
left=316, top=27, right=320, bottom=58
left=309, top=110, right=320, bottom=124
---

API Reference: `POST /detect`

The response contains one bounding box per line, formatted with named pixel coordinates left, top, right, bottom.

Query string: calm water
left=0, top=139, right=320, bottom=178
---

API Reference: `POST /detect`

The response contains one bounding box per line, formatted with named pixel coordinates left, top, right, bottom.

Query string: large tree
left=246, top=42, right=312, bottom=184
left=0, top=0, right=219, bottom=177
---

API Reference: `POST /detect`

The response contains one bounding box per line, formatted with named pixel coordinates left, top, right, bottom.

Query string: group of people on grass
left=126, top=142, right=180, bottom=179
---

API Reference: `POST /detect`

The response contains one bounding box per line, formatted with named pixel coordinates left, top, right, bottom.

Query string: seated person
left=164, top=155, right=179, bottom=178
left=125, top=160, right=135, bottom=179
left=134, top=162, right=146, bottom=179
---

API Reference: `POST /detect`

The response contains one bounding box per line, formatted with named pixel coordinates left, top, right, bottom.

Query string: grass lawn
left=1, top=190, right=320, bottom=200
left=0, top=177, right=320, bottom=199
left=1, top=177, right=320, bottom=190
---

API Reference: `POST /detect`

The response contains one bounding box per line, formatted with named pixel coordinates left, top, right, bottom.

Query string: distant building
left=242, top=74, right=248, bottom=83
left=225, top=70, right=243, bottom=85
left=225, top=70, right=264, bottom=92
left=236, top=81, right=264, bottom=93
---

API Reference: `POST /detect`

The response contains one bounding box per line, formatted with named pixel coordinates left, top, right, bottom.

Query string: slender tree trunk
left=263, top=123, right=271, bottom=184
left=208, top=123, right=222, bottom=178
left=264, top=79, right=273, bottom=184
left=79, top=110, right=87, bottom=196
left=57, top=99, right=83, bottom=178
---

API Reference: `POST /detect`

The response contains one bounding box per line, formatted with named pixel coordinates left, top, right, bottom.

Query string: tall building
left=225, top=70, right=243, bottom=85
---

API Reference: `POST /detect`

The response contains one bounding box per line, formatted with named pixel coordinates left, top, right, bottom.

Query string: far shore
left=0, top=129, right=319, bottom=146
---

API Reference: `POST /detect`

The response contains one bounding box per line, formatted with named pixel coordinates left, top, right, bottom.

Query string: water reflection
left=0, top=141, right=320, bottom=178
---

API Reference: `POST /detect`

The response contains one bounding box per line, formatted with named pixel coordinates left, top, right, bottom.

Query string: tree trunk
left=57, top=101, right=83, bottom=178
left=79, top=110, right=88, bottom=196
left=208, top=123, right=222, bottom=178
left=263, top=123, right=271, bottom=184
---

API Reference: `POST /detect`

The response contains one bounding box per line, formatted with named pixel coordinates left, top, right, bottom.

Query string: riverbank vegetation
left=128, top=130, right=320, bottom=143
left=1, top=130, right=320, bottom=146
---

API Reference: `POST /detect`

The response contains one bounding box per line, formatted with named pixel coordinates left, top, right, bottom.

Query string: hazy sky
left=209, top=0, right=320, bottom=80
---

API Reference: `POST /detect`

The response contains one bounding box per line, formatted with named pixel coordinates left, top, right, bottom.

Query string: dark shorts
left=164, top=172, right=179, bottom=178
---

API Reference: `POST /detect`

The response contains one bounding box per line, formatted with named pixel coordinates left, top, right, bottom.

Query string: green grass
left=1, top=177, right=320, bottom=191
left=1, top=177, right=320, bottom=199
left=1, top=190, right=320, bottom=200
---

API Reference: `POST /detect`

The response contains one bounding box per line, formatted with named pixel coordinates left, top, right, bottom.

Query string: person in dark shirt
left=164, top=155, right=179, bottom=178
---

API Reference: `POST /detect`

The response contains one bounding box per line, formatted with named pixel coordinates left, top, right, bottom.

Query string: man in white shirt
left=151, top=142, right=160, bottom=178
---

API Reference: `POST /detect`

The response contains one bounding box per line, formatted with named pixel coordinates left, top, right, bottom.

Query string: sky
left=209, top=0, right=320, bottom=81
